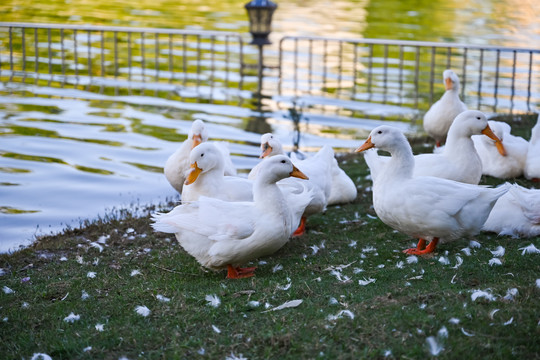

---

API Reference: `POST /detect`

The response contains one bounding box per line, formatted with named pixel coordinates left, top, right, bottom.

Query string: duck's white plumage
left=326, top=156, right=358, bottom=205
left=153, top=155, right=313, bottom=278
left=423, top=69, right=468, bottom=146
left=181, top=142, right=253, bottom=202
left=483, top=184, right=540, bottom=238
left=365, top=110, right=505, bottom=184
left=524, top=113, right=540, bottom=181
left=472, top=120, right=528, bottom=179
left=164, top=119, right=237, bottom=193
left=356, top=125, right=509, bottom=254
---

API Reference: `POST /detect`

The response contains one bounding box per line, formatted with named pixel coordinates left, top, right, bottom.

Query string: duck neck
left=253, top=180, right=288, bottom=216
left=384, top=141, right=415, bottom=181
left=444, top=126, right=476, bottom=154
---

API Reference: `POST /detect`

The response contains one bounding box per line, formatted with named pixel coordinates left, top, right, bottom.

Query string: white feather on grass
left=225, top=353, right=247, bottom=360
left=426, top=336, right=444, bottom=356
left=87, top=272, right=96, bottom=279
left=211, top=325, right=221, bottom=334
left=406, top=255, right=418, bottom=264
left=205, top=294, right=221, bottom=308
left=461, top=247, right=472, bottom=256
left=130, top=269, right=142, bottom=277
left=63, top=312, right=80, bottom=323
left=489, top=309, right=500, bottom=320
left=488, top=258, right=502, bottom=266
left=452, top=256, right=463, bottom=269
left=135, top=305, right=150, bottom=317
left=21, top=302, right=30, bottom=309
left=156, top=294, right=171, bottom=303
left=358, top=277, right=376, bottom=286
left=248, top=300, right=260, bottom=308
left=326, top=310, right=355, bottom=321
left=396, top=261, right=404, bottom=269
left=89, top=242, right=104, bottom=252
left=503, top=288, right=518, bottom=301
left=95, top=323, right=105, bottom=332
left=329, top=270, right=350, bottom=283
left=437, top=326, right=449, bottom=339
left=2, top=286, right=14, bottom=294
left=469, top=240, right=481, bottom=248
left=518, top=243, right=540, bottom=255
left=536, top=279, right=540, bottom=288
left=503, top=317, right=514, bottom=326
left=471, top=289, right=497, bottom=302
left=30, top=354, right=52, bottom=360
left=490, top=246, right=505, bottom=257
left=0, top=268, right=6, bottom=276
left=83, top=346, right=92, bottom=352
left=448, top=318, right=460, bottom=324
left=461, top=328, right=474, bottom=337
left=263, top=299, right=303, bottom=312
left=272, top=264, right=283, bottom=273
left=81, top=290, right=90, bottom=300
left=438, top=256, right=450, bottom=265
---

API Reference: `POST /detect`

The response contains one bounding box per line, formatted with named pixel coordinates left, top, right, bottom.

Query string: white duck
left=524, top=113, right=540, bottom=181
left=482, top=184, right=540, bottom=238
left=152, top=155, right=312, bottom=279
left=423, top=69, right=468, bottom=147
left=181, top=142, right=253, bottom=203
left=356, top=125, right=509, bottom=255
left=249, top=133, right=333, bottom=236
left=472, top=120, right=528, bottom=179
left=365, top=110, right=506, bottom=184
left=164, top=119, right=237, bottom=193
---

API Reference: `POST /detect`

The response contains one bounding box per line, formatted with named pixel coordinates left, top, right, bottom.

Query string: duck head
left=260, top=133, right=284, bottom=158
left=452, top=110, right=506, bottom=156
left=184, top=142, right=222, bottom=185
left=443, top=69, right=460, bottom=91
left=189, top=119, right=209, bottom=149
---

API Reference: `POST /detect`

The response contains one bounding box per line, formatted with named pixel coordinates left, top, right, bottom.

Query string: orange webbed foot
left=403, top=238, right=439, bottom=255
left=292, top=216, right=307, bottom=237
left=226, top=264, right=256, bottom=279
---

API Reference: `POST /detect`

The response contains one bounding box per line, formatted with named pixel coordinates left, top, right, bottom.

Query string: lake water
left=0, top=0, right=539, bottom=252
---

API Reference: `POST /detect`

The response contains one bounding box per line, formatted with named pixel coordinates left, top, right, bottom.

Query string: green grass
left=1, top=119, right=540, bottom=359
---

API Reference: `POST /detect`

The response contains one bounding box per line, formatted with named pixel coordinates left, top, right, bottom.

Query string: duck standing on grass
left=356, top=125, right=509, bottom=255
left=164, top=119, right=236, bottom=193
left=152, top=155, right=312, bottom=279
left=423, top=69, right=468, bottom=147
left=365, top=110, right=506, bottom=184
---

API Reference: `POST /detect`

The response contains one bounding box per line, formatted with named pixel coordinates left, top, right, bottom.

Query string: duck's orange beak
left=260, top=143, right=272, bottom=158
left=184, top=162, right=203, bottom=185
left=191, top=134, right=203, bottom=149
left=481, top=125, right=507, bottom=156
left=290, top=165, right=308, bottom=180
left=355, top=136, right=375, bottom=152
left=445, top=77, right=453, bottom=90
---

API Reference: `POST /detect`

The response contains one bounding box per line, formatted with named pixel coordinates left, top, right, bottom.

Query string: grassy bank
left=1, top=116, right=540, bottom=359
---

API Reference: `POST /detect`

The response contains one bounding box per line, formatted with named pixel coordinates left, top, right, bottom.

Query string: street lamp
left=245, top=0, right=277, bottom=110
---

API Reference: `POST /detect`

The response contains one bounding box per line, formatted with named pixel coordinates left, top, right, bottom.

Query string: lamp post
left=245, top=0, right=277, bottom=110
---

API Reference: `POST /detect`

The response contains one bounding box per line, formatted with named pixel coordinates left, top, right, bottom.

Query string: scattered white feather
left=92, top=258, right=100, bottom=266
left=95, top=323, right=105, bottom=332
left=130, top=269, right=141, bottom=277
left=30, top=354, right=52, bottom=360
left=489, top=309, right=499, bottom=320
left=225, top=353, right=247, bottom=360
left=348, top=240, right=357, bottom=248
left=277, top=278, right=292, bottom=290
left=419, top=303, right=427, bottom=309
left=503, top=317, right=514, bottom=326
left=461, top=328, right=474, bottom=337
left=503, top=288, right=518, bottom=301
left=358, top=277, right=376, bottom=286
left=461, top=247, right=472, bottom=256
left=469, top=240, right=481, bottom=248
left=451, top=256, right=463, bottom=270
left=490, top=246, right=505, bottom=257
left=329, top=297, right=339, bottom=305
left=211, top=325, right=221, bottom=334
left=329, top=270, right=350, bottom=283
left=197, top=348, right=205, bottom=355
left=76, top=255, right=85, bottom=264
left=362, top=246, right=377, bottom=253
left=366, top=214, right=377, bottom=219
left=471, top=289, right=497, bottom=302
left=272, top=264, right=283, bottom=273
left=248, top=301, right=260, bottom=308
left=59, top=256, right=68, bottom=262
left=21, top=302, right=30, bottom=309
left=377, top=264, right=385, bottom=268
left=205, top=294, right=221, bottom=308
left=383, top=349, right=392, bottom=358
left=87, top=271, right=96, bottom=279
left=135, top=305, right=150, bottom=317
left=438, top=256, right=450, bottom=265
left=310, top=245, right=320, bottom=255
left=89, top=242, right=104, bottom=252
left=488, top=258, right=502, bottom=266
left=406, top=255, right=418, bottom=264
left=83, top=346, right=92, bottom=352
left=97, top=235, right=109, bottom=244
left=536, top=279, right=540, bottom=288
left=0, top=268, right=6, bottom=276
left=448, top=318, right=460, bottom=324
left=81, top=290, right=90, bottom=300
left=437, top=326, right=449, bottom=339
left=263, top=299, right=303, bottom=312
left=2, top=286, right=14, bottom=294
left=156, top=294, right=171, bottom=303
left=327, top=310, right=355, bottom=321
left=518, top=243, right=540, bottom=255
left=451, top=274, right=457, bottom=284
left=396, top=261, right=404, bottom=269
left=63, top=312, right=81, bottom=323
left=426, top=336, right=444, bottom=356
left=353, top=268, right=364, bottom=274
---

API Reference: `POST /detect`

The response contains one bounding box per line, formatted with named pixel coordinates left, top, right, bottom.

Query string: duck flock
left=152, top=69, right=540, bottom=279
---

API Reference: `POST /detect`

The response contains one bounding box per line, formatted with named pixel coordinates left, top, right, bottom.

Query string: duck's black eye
left=200, top=153, right=204, bottom=157
left=377, top=130, right=382, bottom=134
left=281, top=160, right=286, bottom=163
left=476, top=116, right=481, bottom=120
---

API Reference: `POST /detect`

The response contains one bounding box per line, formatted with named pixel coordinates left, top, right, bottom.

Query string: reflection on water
left=0, top=0, right=539, bottom=252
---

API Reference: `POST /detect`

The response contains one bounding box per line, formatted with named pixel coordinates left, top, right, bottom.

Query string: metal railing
left=278, top=36, right=540, bottom=117
left=0, top=22, right=250, bottom=104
